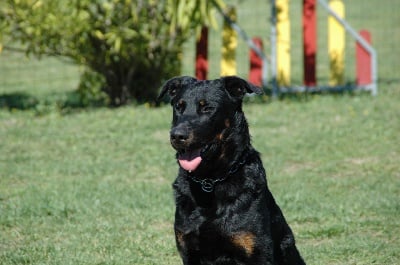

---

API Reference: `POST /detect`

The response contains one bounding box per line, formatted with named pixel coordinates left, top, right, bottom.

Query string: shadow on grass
left=0, top=91, right=108, bottom=114
left=0, top=92, right=39, bottom=110
left=1, top=79, right=391, bottom=113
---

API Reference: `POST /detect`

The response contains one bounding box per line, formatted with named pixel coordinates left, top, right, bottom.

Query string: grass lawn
left=1, top=85, right=399, bottom=264
left=1, top=0, right=399, bottom=264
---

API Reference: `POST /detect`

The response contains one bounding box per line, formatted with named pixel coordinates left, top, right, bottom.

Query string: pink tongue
left=178, top=149, right=202, bottom=172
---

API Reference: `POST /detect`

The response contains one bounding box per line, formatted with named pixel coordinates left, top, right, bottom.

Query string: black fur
left=159, top=76, right=306, bottom=265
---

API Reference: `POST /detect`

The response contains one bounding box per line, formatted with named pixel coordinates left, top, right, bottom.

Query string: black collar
left=186, top=150, right=251, bottom=193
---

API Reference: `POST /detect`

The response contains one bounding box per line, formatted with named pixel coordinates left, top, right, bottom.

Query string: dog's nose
left=170, top=127, right=189, bottom=144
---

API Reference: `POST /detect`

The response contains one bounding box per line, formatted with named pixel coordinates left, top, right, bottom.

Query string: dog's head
left=158, top=76, right=262, bottom=172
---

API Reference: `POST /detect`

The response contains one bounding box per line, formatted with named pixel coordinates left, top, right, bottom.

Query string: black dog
left=158, top=76, right=305, bottom=265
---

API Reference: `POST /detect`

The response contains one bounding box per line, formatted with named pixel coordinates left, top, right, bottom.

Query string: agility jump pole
left=356, top=30, right=372, bottom=87
left=213, top=3, right=270, bottom=89
left=220, top=6, right=238, bottom=76
left=318, top=0, right=377, bottom=95
left=271, top=0, right=377, bottom=95
left=195, top=0, right=377, bottom=95
left=195, top=4, right=270, bottom=89
left=249, top=37, right=264, bottom=87
left=303, top=0, right=317, bottom=87
left=328, top=0, right=345, bottom=86
left=195, top=27, right=209, bottom=80
left=275, top=0, right=291, bottom=87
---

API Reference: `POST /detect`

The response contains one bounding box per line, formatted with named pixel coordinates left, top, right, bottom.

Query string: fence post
left=356, top=30, right=372, bottom=86
left=249, top=37, right=263, bottom=86
left=220, top=6, right=237, bottom=76
left=195, top=27, right=209, bottom=80
left=276, top=0, right=291, bottom=87
left=328, top=0, right=345, bottom=86
left=303, top=0, right=317, bottom=87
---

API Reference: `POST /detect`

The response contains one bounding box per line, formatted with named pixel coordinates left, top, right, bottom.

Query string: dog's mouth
left=178, top=148, right=203, bottom=172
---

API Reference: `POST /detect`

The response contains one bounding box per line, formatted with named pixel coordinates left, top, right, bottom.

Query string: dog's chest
left=182, top=209, right=256, bottom=259
left=176, top=202, right=259, bottom=258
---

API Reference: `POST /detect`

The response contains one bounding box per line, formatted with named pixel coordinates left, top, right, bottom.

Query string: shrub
left=0, top=0, right=223, bottom=105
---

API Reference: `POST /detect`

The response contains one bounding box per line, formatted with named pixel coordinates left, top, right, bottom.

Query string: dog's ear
left=157, top=76, right=197, bottom=101
left=222, top=76, right=263, bottom=99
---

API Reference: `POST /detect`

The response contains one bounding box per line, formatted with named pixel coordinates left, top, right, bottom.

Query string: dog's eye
left=202, top=106, right=214, bottom=113
left=175, top=100, right=185, bottom=113
left=199, top=100, right=214, bottom=113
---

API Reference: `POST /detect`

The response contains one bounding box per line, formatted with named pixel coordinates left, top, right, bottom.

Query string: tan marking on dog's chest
left=231, top=232, right=256, bottom=256
left=176, top=231, right=186, bottom=249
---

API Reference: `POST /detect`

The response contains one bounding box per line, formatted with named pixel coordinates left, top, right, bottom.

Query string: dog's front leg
left=175, top=229, right=203, bottom=265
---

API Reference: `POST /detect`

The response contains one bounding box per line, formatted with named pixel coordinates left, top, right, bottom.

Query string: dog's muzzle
left=170, top=126, right=190, bottom=150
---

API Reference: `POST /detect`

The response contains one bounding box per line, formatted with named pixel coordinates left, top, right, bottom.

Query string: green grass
left=0, top=107, right=179, bottom=264
left=1, top=0, right=400, bottom=264
left=0, top=50, right=80, bottom=97
left=1, top=86, right=399, bottom=264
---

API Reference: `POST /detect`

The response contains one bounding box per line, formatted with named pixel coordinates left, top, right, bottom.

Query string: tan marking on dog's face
left=199, top=99, right=206, bottom=107
left=215, top=119, right=230, bottom=141
left=224, top=118, right=230, bottom=128
left=231, top=232, right=256, bottom=256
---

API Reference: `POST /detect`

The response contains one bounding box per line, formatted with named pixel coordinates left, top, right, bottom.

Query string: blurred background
left=0, top=0, right=398, bottom=107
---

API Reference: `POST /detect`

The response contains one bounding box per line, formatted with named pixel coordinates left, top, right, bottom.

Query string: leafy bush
left=77, top=70, right=109, bottom=107
left=0, top=0, right=223, bottom=106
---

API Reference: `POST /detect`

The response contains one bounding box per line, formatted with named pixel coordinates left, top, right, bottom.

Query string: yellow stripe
left=328, top=0, right=345, bottom=86
left=221, top=6, right=237, bottom=76
left=276, top=0, right=291, bottom=86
